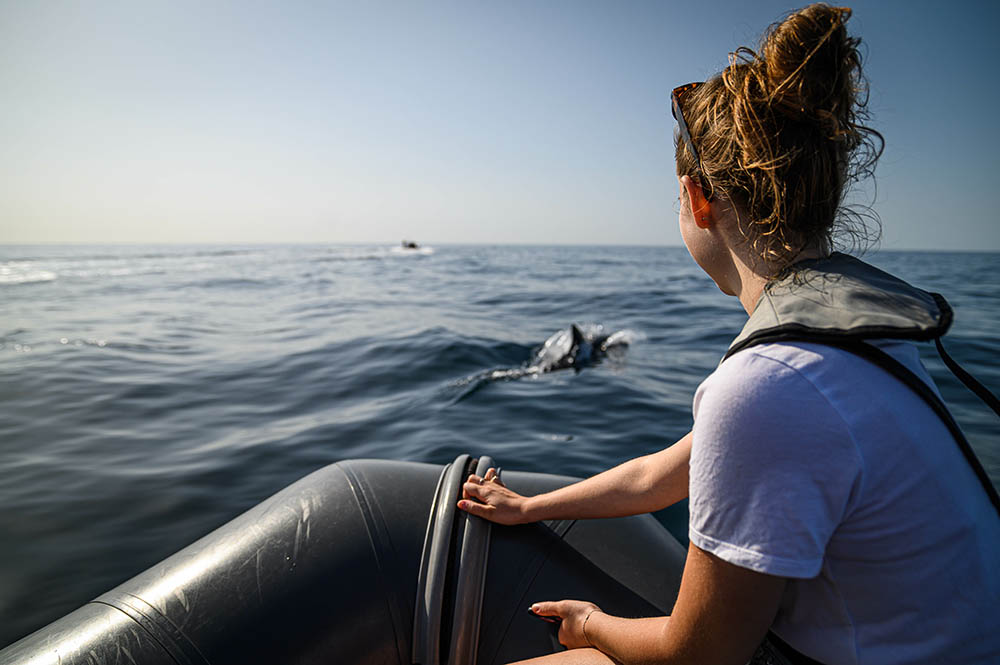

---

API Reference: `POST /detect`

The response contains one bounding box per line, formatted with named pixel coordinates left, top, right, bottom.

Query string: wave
left=182, top=277, right=274, bottom=290
left=1, top=248, right=260, bottom=264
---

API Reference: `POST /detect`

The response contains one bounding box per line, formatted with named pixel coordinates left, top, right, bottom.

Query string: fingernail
left=529, top=603, right=538, bottom=612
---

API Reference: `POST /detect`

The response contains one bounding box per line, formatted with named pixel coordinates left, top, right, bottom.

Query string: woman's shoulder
left=691, top=340, right=893, bottom=470
left=719, top=339, right=870, bottom=374
left=692, top=342, right=865, bottom=473
left=697, top=341, right=860, bottom=412
left=700, top=339, right=924, bottom=408
left=693, top=338, right=935, bottom=466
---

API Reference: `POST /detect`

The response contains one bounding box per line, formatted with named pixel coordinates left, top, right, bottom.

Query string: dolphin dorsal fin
left=571, top=324, right=584, bottom=347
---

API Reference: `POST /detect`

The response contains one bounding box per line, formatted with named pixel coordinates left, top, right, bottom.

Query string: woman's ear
left=680, top=175, right=712, bottom=229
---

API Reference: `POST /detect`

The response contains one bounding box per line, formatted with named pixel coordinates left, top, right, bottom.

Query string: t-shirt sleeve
left=688, top=346, right=863, bottom=579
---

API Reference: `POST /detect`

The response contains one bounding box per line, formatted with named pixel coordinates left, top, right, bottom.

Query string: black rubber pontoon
left=0, top=455, right=686, bottom=664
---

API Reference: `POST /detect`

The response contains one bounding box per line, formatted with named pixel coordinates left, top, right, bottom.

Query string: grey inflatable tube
left=0, top=455, right=686, bottom=664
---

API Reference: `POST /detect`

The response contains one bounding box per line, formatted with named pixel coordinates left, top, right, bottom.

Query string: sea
left=1, top=244, right=998, bottom=648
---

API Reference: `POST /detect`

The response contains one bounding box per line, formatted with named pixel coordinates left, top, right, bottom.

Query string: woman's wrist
left=581, top=608, right=602, bottom=647
left=520, top=494, right=543, bottom=523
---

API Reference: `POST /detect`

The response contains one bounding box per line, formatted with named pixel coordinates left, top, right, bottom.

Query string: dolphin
left=529, top=324, right=631, bottom=374
left=448, top=324, right=637, bottom=402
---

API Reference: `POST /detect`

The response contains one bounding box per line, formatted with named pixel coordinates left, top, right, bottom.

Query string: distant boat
left=402, top=240, right=420, bottom=249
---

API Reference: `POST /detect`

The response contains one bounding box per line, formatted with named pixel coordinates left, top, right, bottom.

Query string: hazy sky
left=2, top=0, right=998, bottom=250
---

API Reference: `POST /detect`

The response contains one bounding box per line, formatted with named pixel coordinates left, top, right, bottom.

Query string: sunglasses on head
left=671, top=81, right=712, bottom=199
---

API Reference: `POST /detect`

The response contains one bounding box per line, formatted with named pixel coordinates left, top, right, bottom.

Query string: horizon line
left=1, top=240, right=999, bottom=254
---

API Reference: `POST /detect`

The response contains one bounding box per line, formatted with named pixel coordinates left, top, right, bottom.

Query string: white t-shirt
left=689, top=341, right=1000, bottom=664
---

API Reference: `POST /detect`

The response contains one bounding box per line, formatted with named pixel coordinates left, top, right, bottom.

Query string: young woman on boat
left=458, top=4, right=1000, bottom=663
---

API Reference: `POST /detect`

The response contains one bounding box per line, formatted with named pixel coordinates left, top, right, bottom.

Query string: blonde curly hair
left=675, top=4, right=884, bottom=270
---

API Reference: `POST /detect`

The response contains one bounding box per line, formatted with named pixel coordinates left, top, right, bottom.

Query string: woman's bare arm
left=524, top=543, right=787, bottom=665
left=458, top=431, right=691, bottom=524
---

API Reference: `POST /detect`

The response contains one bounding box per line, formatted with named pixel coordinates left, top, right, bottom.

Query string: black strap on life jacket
left=935, top=337, right=1000, bottom=418
left=736, top=333, right=1000, bottom=516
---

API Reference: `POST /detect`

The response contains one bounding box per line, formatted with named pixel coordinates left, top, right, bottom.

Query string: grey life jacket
left=722, top=252, right=999, bottom=514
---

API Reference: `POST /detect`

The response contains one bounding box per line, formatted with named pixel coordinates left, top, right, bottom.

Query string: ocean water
left=1, top=244, right=998, bottom=648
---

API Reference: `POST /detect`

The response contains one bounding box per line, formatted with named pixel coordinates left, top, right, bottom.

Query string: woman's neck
left=732, top=245, right=827, bottom=315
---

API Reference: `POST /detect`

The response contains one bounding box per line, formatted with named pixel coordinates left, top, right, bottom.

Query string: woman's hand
left=529, top=600, right=603, bottom=650
left=457, top=468, right=532, bottom=525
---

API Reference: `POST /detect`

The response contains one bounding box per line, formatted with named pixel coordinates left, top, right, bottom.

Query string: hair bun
left=759, top=4, right=858, bottom=123
left=686, top=4, right=883, bottom=268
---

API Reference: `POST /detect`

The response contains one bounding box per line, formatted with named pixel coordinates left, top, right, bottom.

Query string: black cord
left=935, top=337, right=1000, bottom=418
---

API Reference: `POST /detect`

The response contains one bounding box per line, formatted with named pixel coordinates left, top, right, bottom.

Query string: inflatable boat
left=0, top=454, right=686, bottom=665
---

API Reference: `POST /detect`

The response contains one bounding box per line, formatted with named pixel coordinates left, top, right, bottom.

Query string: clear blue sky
left=1, top=0, right=998, bottom=250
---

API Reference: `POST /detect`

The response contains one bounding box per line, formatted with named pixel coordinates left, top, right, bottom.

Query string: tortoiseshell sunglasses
left=671, top=81, right=712, bottom=199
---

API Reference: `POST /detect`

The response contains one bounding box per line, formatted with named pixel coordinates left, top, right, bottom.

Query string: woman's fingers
left=462, top=474, right=482, bottom=499
left=457, top=488, right=518, bottom=524
left=458, top=474, right=525, bottom=524
left=463, top=478, right=488, bottom=500
left=463, top=470, right=504, bottom=503
left=527, top=600, right=602, bottom=649
left=457, top=498, right=493, bottom=518
left=480, top=467, right=507, bottom=488
left=529, top=601, right=563, bottom=618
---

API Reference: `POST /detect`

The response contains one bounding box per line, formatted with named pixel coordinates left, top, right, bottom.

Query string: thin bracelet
left=582, top=609, right=600, bottom=647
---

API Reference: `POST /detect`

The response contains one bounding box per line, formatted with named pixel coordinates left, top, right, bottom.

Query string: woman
left=458, top=4, right=1000, bottom=664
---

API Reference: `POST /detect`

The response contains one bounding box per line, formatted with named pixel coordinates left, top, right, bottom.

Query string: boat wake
left=390, top=245, right=435, bottom=256
left=0, top=262, right=58, bottom=286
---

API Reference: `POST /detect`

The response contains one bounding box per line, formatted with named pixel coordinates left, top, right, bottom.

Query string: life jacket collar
left=725, top=252, right=952, bottom=361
